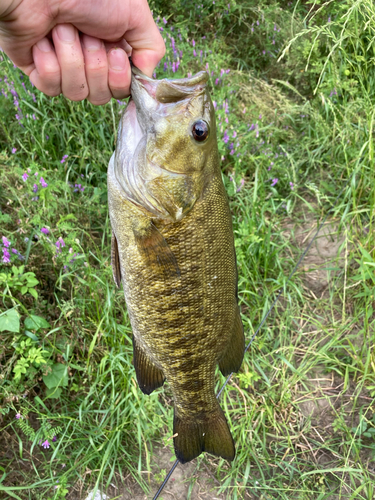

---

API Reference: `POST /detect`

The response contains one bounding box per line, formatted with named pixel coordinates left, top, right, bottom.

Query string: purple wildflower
left=2, top=248, right=11, bottom=264
left=42, top=440, right=50, bottom=449
left=15, top=413, right=21, bottom=419
left=73, top=183, right=85, bottom=193
left=12, top=148, right=17, bottom=154
left=289, top=182, right=294, bottom=190
left=223, top=131, right=229, bottom=144
left=41, top=227, right=49, bottom=235
left=232, top=131, right=237, bottom=138
left=55, top=237, right=65, bottom=252
left=2, top=236, right=10, bottom=248
left=33, top=184, right=38, bottom=193
left=271, top=178, right=278, bottom=187
left=52, top=436, right=57, bottom=442
left=60, top=154, right=68, bottom=164
left=163, top=17, right=167, bottom=24
left=237, top=179, right=245, bottom=192
left=193, top=49, right=197, bottom=57
left=40, top=177, right=48, bottom=188
left=22, top=173, right=28, bottom=182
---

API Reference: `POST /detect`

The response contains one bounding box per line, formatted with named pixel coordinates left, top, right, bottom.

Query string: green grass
left=1, top=1, right=375, bottom=498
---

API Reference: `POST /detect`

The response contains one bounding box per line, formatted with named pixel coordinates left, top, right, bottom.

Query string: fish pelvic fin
left=133, top=219, right=180, bottom=279
left=133, top=337, right=165, bottom=395
left=173, top=406, right=235, bottom=464
left=218, top=305, right=245, bottom=376
left=111, top=233, right=122, bottom=288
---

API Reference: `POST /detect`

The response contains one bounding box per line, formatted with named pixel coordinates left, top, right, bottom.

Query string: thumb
left=123, top=6, right=165, bottom=77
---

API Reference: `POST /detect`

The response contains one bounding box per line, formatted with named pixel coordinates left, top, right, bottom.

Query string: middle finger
left=52, top=24, right=88, bottom=101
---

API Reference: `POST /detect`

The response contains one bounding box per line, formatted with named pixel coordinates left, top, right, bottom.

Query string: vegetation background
left=1, top=0, right=374, bottom=498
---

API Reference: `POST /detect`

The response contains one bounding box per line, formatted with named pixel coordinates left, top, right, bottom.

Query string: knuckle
left=159, top=42, right=166, bottom=59
left=89, top=95, right=111, bottom=106
left=44, top=87, right=61, bottom=97
left=39, top=66, right=61, bottom=83
left=64, top=86, right=89, bottom=101
left=85, top=59, right=107, bottom=73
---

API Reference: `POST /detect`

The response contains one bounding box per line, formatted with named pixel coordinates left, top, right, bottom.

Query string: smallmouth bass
left=108, top=65, right=244, bottom=463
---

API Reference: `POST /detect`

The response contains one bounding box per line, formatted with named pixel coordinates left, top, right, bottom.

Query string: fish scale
left=108, top=65, right=244, bottom=463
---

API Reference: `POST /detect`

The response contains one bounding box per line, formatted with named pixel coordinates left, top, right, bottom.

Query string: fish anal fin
left=173, top=406, right=235, bottom=464
left=111, top=233, right=122, bottom=288
left=218, top=307, right=245, bottom=376
left=133, top=337, right=165, bottom=395
left=133, top=220, right=180, bottom=279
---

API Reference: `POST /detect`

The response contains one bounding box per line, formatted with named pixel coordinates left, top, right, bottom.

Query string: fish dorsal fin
left=132, top=220, right=180, bottom=279
left=111, top=233, right=122, bottom=288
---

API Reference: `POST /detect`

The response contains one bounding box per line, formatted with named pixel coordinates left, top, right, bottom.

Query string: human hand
left=0, top=0, right=165, bottom=105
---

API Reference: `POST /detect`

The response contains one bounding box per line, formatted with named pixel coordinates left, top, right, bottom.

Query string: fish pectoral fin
left=173, top=405, right=235, bottom=463
left=133, top=337, right=165, bottom=395
left=133, top=220, right=180, bottom=279
left=218, top=306, right=245, bottom=376
left=111, top=233, right=122, bottom=288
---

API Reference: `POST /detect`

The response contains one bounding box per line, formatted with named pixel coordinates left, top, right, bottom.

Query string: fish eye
left=192, top=120, right=209, bottom=142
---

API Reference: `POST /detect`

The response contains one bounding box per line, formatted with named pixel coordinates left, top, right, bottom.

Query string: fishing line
left=152, top=169, right=357, bottom=500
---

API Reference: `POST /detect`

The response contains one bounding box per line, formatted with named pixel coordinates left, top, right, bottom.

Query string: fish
left=107, top=64, right=244, bottom=464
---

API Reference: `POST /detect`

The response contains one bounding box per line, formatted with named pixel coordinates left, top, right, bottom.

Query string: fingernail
left=36, top=38, right=52, bottom=52
left=56, top=24, right=76, bottom=43
left=83, top=35, right=103, bottom=51
left=109, top=49, right=127, bottom=71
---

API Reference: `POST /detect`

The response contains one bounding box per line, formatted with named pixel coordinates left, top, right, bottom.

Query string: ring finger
left=107, top=47, right=131, bottom=100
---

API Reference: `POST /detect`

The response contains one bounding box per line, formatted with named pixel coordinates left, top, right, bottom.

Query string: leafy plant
left=12, top=336, right=49, bottom=381
left=0, top=265, right=39, bottom=299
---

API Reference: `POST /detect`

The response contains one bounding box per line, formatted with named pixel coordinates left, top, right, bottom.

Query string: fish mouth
left=113, top=64, right=209, bottom=219
left=129, top=64, right=209, bottom=137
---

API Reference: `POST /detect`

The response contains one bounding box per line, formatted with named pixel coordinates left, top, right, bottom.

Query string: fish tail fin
left=218, top=306, right=245, bottom=376
left=173, top=405, right=235, bottom=463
